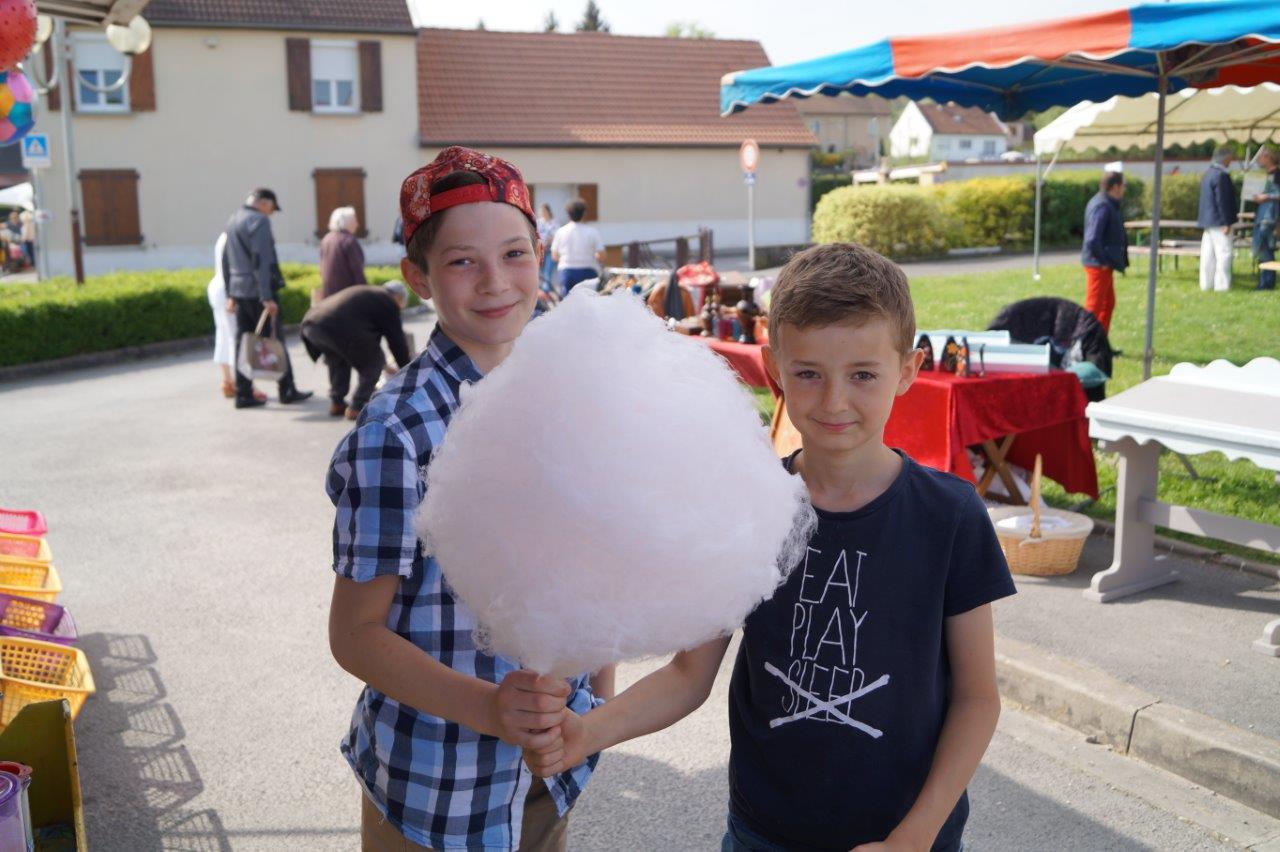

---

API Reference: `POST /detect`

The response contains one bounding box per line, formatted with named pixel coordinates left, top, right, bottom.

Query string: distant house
left=793, top=93, right=891, bottom=166
left=415, top=28, right=815, bottom=253
left=889, top=101, right=1009, bottom=162
left=40, top=0, right=419, bottom=275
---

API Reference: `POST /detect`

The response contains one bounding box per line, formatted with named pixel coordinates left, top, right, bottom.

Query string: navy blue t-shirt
left=728, top=451, right=1016, bottom=852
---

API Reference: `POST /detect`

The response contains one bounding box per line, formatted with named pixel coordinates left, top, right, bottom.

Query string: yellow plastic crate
left=0, top=533, right=51, bottom=564
left=0, top=637, right=95, bottom=727
left=0, top=560, right=62, bottom=603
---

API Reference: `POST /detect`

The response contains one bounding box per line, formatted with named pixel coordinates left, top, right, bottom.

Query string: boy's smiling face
left=765, top=317, right=922, bottom=456
left=401, top=201, right=541, bottom=367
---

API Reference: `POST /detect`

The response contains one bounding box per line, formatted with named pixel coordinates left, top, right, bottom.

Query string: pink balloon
left=7, top=68, right=31, bottom=101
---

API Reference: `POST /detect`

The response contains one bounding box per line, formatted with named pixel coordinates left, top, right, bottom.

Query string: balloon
left=0, top=69, right=34, bottom=147
left=0, top=0, right=36, bottom=73
left=418, top=287, right=816, bottom=677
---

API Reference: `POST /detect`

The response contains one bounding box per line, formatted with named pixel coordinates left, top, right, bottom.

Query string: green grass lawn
left=758, top=256, right=1280, bottom=565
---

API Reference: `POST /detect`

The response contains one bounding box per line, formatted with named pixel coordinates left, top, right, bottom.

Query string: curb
left=0, top=305, right=435, bottom=385
left=995, top=635, right=1280, bottom=819
left=1089, top=519, right=1280, bottom=582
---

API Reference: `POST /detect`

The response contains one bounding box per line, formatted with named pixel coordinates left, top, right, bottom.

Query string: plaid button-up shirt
left=327, top=326, right=600, bottom=850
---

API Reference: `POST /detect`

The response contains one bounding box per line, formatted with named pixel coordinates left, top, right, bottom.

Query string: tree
left=544, top=10, right=560, bottom=32
left=476, top=18, right=486, bottom=30
left=576, top=1, right=610, bottom=32
left=664, top=20, right=714, bottom=39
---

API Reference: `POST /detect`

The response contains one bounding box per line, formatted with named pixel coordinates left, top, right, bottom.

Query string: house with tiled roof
left=793, top=93, right=892, bottom=165
left=889, top=101, right=1009, bottom=162
left=39, top=0, right=419, bottom=274
left=415, top=28, right=815, bottom=253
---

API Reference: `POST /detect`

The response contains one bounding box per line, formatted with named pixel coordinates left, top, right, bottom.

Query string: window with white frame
left=959, top=138, right=973, bottom=150
left=982, top=139, right=997, bottom=156
left=73, top=34, right=128, bottom=113
left=311, top=41, right=359, bottom=113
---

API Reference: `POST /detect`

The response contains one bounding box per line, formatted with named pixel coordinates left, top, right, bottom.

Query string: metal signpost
left=740, top=139, right=759, bottom=271
left=21, top=134, right=52, bottom=280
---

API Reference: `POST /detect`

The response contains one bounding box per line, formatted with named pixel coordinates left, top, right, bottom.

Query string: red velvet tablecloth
left=702, top=338, right=1098, bottom=498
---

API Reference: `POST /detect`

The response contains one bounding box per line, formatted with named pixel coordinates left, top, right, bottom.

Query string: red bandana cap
left=399, top=146, right=535, bottom=246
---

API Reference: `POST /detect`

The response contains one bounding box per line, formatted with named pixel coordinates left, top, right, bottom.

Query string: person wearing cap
left=300, top=281, right=412, bottom=419
left=222, top=188, right=313, bottom=408
left=325, top=147, right=609, bottom=852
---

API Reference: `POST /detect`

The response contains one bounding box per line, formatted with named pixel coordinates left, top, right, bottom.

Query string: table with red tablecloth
left=702, top=338, right=1098, bottom=498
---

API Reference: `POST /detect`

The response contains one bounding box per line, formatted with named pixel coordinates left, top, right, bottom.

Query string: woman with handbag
left=207, top=231, right=265, bottom=401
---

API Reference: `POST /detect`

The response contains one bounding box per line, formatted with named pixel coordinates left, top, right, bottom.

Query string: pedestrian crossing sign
left=21, top=134, right=51, bottom=169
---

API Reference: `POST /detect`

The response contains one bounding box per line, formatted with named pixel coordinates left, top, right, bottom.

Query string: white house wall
left=38, top=27, right=422, bottom=277
left=34, top=27, right=811, bottom=277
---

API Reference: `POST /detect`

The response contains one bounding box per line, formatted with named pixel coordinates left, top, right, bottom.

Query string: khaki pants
left=360, top=779, right=570, bottom=852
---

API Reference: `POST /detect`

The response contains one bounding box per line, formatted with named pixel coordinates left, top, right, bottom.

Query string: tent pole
left=1033, top=152, right=1043, bottom=281
left=1143, top=74, right=1167, bottom=382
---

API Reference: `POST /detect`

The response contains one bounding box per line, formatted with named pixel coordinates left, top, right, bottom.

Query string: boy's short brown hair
left=768, top=243, right=916, bottom=355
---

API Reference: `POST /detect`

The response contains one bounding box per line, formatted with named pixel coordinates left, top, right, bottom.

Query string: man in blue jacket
left=1250, top=146, right=1278, bottom=291
left=1081, top=171, right=1128, bottom=332
left=1198, top=146, right=1237, bottom=293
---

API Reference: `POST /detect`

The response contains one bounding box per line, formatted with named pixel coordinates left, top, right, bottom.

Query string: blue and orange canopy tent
left=721, top=0, right=1280, bottom=378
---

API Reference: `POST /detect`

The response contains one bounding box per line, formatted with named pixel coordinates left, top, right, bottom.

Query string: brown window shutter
left=80, top=169, right=142, bottom=246
left=128, top=46, right=156, bottom=112
left=577, top=183, right=599, bottom=222
left=285, top=38, right=312, bottom=112
left=359, top=41, right=382, bottom=113
left=313, top=168, right=368, bottom=239
left=43, top=49, right=59, bottom=111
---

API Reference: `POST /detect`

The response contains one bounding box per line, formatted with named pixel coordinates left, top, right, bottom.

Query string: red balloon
left=0, top=0, right=37, bottom=73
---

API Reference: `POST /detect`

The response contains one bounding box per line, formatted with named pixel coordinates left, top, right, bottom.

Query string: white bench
left=1085, top=358, right=1280, bottom=656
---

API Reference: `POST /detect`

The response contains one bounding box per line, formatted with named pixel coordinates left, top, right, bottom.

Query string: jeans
left=233, top=297, right=296, bottom=401
left=559, top=267, right=598, bottom=296
left=540, top=251, right=557, bottom=291
left=1254, top=220, right=1276, bottom=290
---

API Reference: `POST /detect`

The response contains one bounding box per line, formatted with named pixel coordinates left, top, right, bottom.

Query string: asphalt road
left=0, top=312, right=1257, bottom=851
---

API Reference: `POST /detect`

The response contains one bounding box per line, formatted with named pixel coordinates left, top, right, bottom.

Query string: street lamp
left=25, top=14, right=151, bottom=283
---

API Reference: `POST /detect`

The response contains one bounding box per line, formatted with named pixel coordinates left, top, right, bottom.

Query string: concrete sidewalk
left=993, top=535, right=1280, bottom=817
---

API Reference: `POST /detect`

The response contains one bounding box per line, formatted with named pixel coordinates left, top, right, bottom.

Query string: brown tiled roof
left=917, top=102, right=1005, bottom=136
left=793, top=93, right=892, bottom=117
left=416, top=29, right=816, bottom=148
left=144, top=0, right=414, bottom=33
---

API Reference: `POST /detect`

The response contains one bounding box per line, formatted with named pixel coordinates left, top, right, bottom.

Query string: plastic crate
left=0, top=510, right=46, bottom=538
left=0, top=534, right=51, bottom=564
left=0, top=561, right=61, bottom=604
left=0, top=637, right=95, bottom=727
left=0, top=594, right=77, bottom=646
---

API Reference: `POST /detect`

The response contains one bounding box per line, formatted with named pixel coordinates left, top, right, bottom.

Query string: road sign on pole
left=21, top=134, right=51, bottom=169
left=740, top=140, right=759, bottom=270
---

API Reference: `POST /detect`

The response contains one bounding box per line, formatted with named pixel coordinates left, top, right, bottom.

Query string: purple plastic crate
left=0, top=593, right=77, bottom=646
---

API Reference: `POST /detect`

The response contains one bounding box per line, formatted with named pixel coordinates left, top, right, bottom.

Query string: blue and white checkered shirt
left=327, top=326, right=601, bottom=850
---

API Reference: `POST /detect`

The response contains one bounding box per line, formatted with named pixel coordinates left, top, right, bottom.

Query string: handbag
left=237, top=309, right=288, bottom=382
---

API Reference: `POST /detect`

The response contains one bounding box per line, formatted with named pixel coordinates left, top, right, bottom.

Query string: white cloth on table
left=207, top=232, right=236, bottom=366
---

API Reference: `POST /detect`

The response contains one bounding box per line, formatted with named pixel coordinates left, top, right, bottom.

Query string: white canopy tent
left=1031, top=83, right=1280, bottom=278
left=0, top=182, right=34, bottom=211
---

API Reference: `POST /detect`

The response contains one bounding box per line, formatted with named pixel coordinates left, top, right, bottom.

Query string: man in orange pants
left=1081, top=171, right=1129, bottom=332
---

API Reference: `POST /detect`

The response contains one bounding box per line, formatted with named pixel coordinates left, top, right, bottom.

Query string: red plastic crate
left=0, top=509, right=47, bottom=538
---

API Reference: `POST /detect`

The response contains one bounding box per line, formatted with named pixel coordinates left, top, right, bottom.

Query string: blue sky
left=409, top=0, right=1132, bottom=65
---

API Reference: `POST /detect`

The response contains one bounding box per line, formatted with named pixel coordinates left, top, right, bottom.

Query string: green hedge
left=0, top=264, right=406, bottom=368
left=812, top=185, right=949, bottom=258
left=1141, top=172, right=1243, bottom=223
left=811, top=171, right=1148, bottom=259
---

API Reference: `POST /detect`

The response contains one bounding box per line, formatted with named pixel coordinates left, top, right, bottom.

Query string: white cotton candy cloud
left=417, top=288, right=816, bottom=677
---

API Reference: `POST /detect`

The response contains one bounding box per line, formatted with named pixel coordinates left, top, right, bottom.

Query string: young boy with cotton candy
left=524, top=243, right=1017, bottom=852
left=325, top=146, right=609, bottom=851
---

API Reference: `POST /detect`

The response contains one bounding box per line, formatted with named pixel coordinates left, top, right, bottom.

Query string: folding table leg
left=1254, top=618, right=1280, bottom=657
left=1085, top=437, right=1178, bottom=602
left=977, top=436, right=1023, bottom=505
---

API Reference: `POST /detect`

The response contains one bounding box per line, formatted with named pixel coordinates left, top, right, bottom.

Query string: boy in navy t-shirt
left=522, top=243, right=1016, bottom=851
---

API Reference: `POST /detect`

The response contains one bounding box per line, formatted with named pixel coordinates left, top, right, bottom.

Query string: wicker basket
left=988, top=456, right=1093, bottom=576
left=0, top=533, right=51, bottom=563
left=0, top=559, right=62, bottom=603
left=0, top=636, right=95, bottom=727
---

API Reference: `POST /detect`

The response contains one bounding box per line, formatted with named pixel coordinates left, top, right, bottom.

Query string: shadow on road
left=76, top=633, right=231, bottom=851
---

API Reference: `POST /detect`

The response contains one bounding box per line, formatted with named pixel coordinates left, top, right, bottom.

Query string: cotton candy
left=417, top=287, right=815, bottom=677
